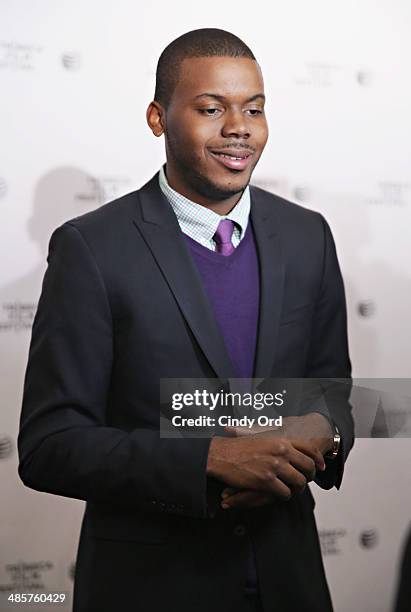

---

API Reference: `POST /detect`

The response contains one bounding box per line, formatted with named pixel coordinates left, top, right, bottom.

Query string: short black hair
left=154, top=28, right=256, bottom=108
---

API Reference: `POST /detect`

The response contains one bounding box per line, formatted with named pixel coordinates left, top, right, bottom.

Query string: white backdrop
left=1, top=1, right=411, bottom=610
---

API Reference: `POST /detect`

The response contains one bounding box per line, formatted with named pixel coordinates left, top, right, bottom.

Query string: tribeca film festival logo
left=253, top=177, right=311, bottom=204
left=253, top=177, right=289, bottom=197
left=0, top=41, right=43, bottom=71
left=367, top=181, right=410, bottom=207
left=61, top=51, right=82, bottom=71
left=319, top=529, right=347, bottom=556
left=320, top=527, right=378, bottom=556
left=295, top=62, right=343, bottom=87
left=0, top=302, right=37, bottom=332
left=74, top=176, right=132, bottom=205
left=294, top=62, right=373, bottom=88
left=170, top=389, right=286, bottom=429
left=0, top=561, right=54, bottom=593
left=0, top=435, right=13, bottom=460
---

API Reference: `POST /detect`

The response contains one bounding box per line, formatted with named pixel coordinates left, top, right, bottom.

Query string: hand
left=225, top=413, right=334, bottom=455
left=217, top=413, right=333, bottom=510
left=206, top=433, right=325, bottom=503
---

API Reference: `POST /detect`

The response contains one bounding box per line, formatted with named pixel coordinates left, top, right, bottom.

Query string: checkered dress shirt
left=158, top=164, right=251, bottom=251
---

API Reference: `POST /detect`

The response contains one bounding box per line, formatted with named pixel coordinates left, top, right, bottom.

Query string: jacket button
left=233, top=524, right=247, bottom=537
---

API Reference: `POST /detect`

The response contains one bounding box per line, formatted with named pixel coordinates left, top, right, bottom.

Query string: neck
left=164, top=162, right=243, bottom=216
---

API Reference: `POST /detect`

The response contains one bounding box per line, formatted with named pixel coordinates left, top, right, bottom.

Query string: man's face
left=162, top=56, right=269, bottom=201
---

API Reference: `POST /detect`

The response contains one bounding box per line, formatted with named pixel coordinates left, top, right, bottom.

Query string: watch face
left=325, top=432, right=340, bottom=459
left=332, top=433, right=341, bottom=456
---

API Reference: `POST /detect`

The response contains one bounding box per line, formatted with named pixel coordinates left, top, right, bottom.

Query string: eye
left=246, top=108, right=264, bottom=116
left=198, top=108, right=222, bottom=116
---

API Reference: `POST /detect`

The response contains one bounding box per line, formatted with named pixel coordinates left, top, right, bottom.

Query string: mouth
left=208, top=149, right=254, bottom=171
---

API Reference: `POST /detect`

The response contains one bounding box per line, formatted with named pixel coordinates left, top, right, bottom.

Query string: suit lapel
left=133, top=173, right=236, bottom=381
left=250, top=185, right=285, bottom=380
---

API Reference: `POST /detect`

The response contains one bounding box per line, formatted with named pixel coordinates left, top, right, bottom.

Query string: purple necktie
left=213, top=219, right=235, bottom=256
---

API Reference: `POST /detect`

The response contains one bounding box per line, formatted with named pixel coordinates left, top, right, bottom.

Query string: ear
left=146, top=101, right=166, bottom=137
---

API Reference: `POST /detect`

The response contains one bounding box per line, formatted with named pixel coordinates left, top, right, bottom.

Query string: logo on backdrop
left=294, top=62, right=343, bottom=87
left=0, top=561, right=54, bottom=592
left=319, top=529, right=347, bottom=555
left=356, top=70, right=373, bottom=86
left=252, top=177, right=289, bottom=196
left=358, top=300, right=375, bottom=318
left=0, top=302, right=37, bottom=332
left=252, top=177, right=312, bottom=205
left=74, top=176, right=132, bottom=205
left=294, top=62, right=374, bottom=88
left=366, top=181, right=410, bottom=207
left=293, top=185, right=311, bottom=203
left=0, top=435, right=13, bottom=460
left=61, top=52, right=82, bottom=71
left=359, top=528, right=378, bottom=549
left=0, top=178, right=7, bottom=198
left=0, top=41, right=43, bottom=71
left=320, top=527, right=379, bottom=556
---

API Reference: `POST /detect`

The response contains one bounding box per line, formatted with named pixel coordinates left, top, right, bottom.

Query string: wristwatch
left=324, top=423, right=341, bottom=460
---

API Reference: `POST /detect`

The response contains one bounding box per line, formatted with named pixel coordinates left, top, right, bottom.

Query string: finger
left=289, top=439, right=325, bottom=471
left=275, top=463, right=307, bottom=494
left=288, top=448, right=317, bottom=481
left=261, top=475, right=292, bottom=500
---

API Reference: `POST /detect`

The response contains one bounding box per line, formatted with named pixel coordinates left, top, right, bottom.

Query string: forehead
left=173, top=56, right=264, bottom=101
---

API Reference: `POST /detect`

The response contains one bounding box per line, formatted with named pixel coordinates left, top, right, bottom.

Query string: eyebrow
left=194, top=93, right=265, bottom=103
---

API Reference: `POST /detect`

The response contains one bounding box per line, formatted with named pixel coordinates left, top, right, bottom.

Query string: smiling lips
left=209, top=148, right=253, bottom=171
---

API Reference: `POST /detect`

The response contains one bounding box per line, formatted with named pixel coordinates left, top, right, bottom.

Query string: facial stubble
left=165, top=131, right=250, bottom=202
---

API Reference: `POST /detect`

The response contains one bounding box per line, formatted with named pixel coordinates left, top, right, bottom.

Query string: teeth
left=217, top=153, right=244, bottom=160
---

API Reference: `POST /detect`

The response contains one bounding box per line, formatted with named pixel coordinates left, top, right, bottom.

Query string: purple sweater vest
left=183, top=220, right=260, bottom=592
left=183, top=221, right=260, bottom=379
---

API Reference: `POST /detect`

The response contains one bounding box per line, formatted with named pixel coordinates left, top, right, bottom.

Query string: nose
left=221, top=109, right=250, bottom=139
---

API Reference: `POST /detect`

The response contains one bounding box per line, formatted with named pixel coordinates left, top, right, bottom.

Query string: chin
left=204, top=181, right=247, bottom=201
left=220, top=176, right=250, bottom=192
left=186, top=164, right=251, bottom=201
left=208, top=172, right=251, bottom=195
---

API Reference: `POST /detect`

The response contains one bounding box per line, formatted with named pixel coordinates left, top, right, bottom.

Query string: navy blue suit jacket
left=18, top=172, right=354, bottom=612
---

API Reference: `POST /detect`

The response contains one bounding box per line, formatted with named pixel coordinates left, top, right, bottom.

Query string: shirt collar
left=158, top=164, right=250, bottom=243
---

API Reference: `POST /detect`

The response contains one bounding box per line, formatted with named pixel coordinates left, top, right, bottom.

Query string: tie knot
left=214, top=219, right=234, bottom=244
left=213, top=219, right=235, bottom=256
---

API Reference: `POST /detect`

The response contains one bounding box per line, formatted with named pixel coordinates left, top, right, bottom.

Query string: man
left=18, top=28, right=354, bottom=612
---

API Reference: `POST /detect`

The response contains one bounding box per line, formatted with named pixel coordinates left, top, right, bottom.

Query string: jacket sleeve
left=17, top=222, right=212, bottom=518
left=303, top=214, right=354, bottom=490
